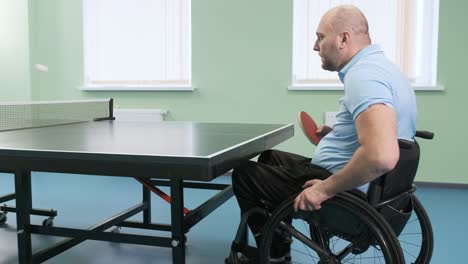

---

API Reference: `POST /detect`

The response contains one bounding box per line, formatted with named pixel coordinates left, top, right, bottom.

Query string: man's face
left=313, top=19, right=341, bottom=72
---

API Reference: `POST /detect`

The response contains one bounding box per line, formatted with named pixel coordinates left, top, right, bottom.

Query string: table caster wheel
left=42, top=217, right=54, bottom=227
left=0, top=213, right=7, bottom=224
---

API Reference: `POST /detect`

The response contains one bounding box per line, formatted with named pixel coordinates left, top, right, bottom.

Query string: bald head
left=313, top=5, right=372, bottom=71
left=322, top=5, right=371, bottom=44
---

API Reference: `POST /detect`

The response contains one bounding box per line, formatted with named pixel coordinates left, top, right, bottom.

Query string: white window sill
left=79, top=85, right=195, bottom=91
left=288, top=84, right=344, bottom=91
left=412, top=84, right=445, bottom=91
left=288, top=84, right=444, bottom=91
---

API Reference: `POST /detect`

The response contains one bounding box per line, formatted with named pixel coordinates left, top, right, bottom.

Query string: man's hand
left=316, top=125, right=333, bottom=138
left=293, top=179, right=335, bottom=211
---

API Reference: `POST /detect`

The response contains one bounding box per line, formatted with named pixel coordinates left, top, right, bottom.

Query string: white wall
left=0, top=0, right=31, bottom=101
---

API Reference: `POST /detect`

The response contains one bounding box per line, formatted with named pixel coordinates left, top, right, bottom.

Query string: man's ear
left=339, top=31, right=351, bottom=48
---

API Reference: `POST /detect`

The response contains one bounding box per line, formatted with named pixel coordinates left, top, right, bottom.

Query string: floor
left=0, top=172, right=466, bottom=263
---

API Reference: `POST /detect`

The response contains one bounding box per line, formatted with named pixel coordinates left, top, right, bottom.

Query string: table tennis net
left=0, top=99, right=114, bottom=131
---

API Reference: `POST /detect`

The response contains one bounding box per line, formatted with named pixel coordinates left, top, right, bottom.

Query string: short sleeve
left=342, top=67, right=394, bottom=120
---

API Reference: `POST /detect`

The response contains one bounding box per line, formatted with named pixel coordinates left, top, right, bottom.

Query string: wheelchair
left=226, top=131, right=434, bottom=264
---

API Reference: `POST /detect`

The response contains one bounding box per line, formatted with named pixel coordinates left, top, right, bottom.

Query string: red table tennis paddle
left=298, top=111, right=322, bottom=145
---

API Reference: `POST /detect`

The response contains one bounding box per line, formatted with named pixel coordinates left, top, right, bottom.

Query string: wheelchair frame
left=226, top=131, right=434, bottom=264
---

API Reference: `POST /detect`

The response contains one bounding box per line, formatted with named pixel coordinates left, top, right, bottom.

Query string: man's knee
left=232, top=160, right=258, bottom=192
left=258, top=149, right=275, bottom=163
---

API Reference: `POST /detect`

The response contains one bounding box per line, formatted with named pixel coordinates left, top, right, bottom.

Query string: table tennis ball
left=35, top=64, right=49, bottom=72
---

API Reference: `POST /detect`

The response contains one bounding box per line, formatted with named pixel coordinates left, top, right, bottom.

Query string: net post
left=93, top=98, right=116, bottom=121
left=108, top=98, right=116, bottom=120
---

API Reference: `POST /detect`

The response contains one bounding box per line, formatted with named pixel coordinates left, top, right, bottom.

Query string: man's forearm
left=319, top=146, right=395, bottom=196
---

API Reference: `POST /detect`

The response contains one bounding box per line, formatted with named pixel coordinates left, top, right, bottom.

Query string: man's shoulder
left=345, top=62, right=386, bottom=83
left=350, top=55, right=391, bottom=73
left=346, top=56, right=398, bottom=82
left=343, top=61, right=395, bottom=95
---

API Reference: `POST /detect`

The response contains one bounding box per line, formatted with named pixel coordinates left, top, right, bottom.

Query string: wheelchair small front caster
left=42, top=217, right=54, bottom=227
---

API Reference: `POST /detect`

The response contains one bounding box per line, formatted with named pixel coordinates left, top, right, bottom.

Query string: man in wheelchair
left=227, top=5, right=433, bottom=264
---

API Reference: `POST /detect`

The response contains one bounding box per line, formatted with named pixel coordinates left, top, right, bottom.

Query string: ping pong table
left=0, top=99, right=294, bottom=263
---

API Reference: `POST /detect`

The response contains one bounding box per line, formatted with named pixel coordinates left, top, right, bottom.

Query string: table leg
left=142, top=184, right=151, bottom=224
left=15, top=170, right=32, bottom=263
left=170, top=178, right=185, bottom=264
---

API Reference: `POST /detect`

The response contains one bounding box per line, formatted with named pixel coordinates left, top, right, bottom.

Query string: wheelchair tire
left=398, top=195, right=433, bottom=264
left=259, top=192, right=405, bottom=264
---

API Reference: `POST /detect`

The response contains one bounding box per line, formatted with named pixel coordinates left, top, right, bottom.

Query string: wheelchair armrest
left=399, top=130, right=434, bottom=149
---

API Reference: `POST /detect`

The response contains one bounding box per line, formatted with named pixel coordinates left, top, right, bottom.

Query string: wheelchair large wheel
left=259, top=192, right=404, bottom=264
left=398, top=196, right=433, bottom=264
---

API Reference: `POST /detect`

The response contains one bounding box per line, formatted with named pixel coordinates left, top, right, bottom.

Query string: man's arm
left=294, top=103, right=400, bottom=211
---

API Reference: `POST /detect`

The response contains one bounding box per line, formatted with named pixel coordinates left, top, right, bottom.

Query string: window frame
left=81, top=0, right=193, bottom=92
left=289, top=0, right=443, bottom=91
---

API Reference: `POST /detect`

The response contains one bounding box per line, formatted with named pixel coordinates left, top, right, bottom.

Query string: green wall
left=416, top=0, right=468, bottom=184
left=0, top=0, right=31, bottom=100
left=27, top=0, right=467, bottom=184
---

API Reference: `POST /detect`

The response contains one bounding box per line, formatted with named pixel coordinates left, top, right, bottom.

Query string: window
left=82, top=0, right=191, bottom=91
left=291, top=0, right=441, bottom=91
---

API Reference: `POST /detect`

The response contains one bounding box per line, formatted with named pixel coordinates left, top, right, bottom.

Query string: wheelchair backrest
left=366, top=140, right=420, bottom=236
left=367, top=139, right=420, bottom=207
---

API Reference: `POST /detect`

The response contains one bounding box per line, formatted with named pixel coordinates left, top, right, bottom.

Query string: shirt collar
left=338, top=44, right=383, bottom=82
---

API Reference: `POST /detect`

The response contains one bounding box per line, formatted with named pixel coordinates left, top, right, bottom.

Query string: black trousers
left=232, top=149, right=332, bottom=246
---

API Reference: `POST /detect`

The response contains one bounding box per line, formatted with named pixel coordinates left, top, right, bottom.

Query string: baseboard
left=415, top=181, right=468, bottom=189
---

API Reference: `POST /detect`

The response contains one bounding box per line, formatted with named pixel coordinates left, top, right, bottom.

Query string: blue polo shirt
left=311, top=44, right=417, bottom=192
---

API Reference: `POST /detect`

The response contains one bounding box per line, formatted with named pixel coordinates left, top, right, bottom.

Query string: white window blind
left=83, top=0, right=191, bottom=91
left=291, top=0, right=440, bottom=90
